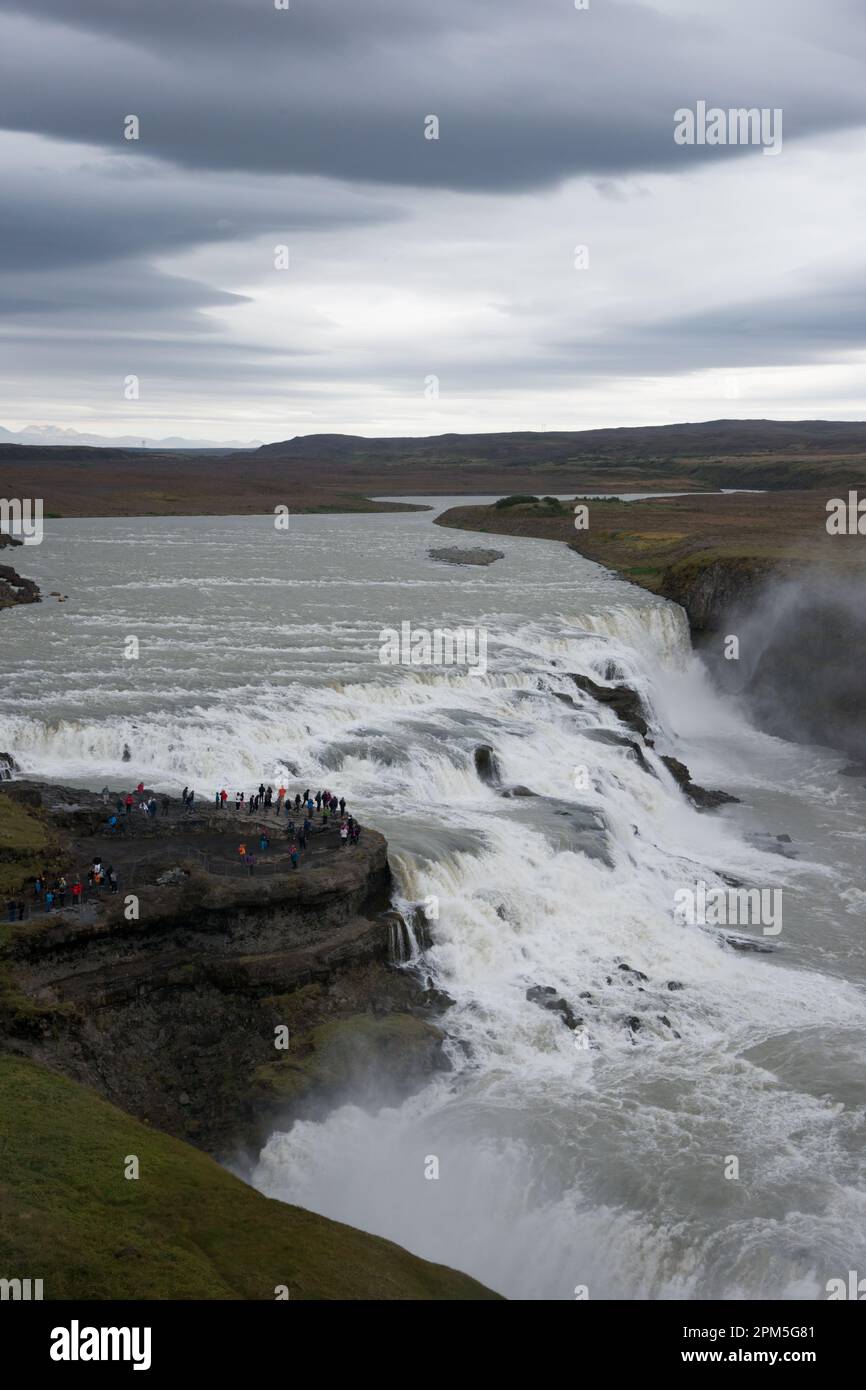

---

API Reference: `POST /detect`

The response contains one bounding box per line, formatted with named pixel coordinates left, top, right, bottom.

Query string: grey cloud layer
left=0, top=157, right=403, bottom=273
left=1, top=0, right=865, bottom=191
left=2, top=0, right=866, bottom=433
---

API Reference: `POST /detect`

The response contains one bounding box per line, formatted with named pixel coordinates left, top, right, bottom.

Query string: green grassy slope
left=0, top=1056, right=501, bottom=1300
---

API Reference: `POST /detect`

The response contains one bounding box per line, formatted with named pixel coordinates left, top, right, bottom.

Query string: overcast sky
left=1, top=0, right=865, bottom=443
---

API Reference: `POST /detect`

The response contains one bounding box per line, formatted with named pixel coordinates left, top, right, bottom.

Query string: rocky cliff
left=0, top=785, right=448, bottom=1156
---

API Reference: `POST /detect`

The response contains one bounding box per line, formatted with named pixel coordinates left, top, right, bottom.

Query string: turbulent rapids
left=3, top=510, right=866, bottom=1299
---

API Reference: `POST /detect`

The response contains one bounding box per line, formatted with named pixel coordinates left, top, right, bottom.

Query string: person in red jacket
left=71, top=879, right=82, bottom=908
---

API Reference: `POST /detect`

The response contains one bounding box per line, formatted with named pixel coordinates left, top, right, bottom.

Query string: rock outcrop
left=473, top=744, right=501, bottom=785
left=428, top=546, right=504, bottom=567
left=660, top=755, right=739, bottom=809
left=0, top=786, right=445, bottom=1155
left=0, top=536, right=40, bottom=608
left=0, top=752, right=19, bottom=781
left=565, top=673, right=650, bottom=738
left=526, top=984, right=581, bottom=1031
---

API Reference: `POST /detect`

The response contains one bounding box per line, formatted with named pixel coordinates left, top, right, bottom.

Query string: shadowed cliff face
left=703, top=571, right=866, bottom=762
left=0, top=786, right=448, bottom=1155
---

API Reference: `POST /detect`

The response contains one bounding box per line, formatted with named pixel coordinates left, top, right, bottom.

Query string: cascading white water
left=3, top=510, right=865, bottom=1299
left=248, top=629, right=866, bottom=1300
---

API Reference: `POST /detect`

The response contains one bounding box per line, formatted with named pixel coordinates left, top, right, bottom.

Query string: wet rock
left=617, top=962, right=649, bottom=983
left=745, top=831, right=798, bottom=859
left=500, top=784, right=537, bottom=798
left=121, top=744, right=132, bottom=763
left=581, top=727, right=651, bottom=771
left=474, top=744, right=501, bottom=786
left=715, top=870, right=746, bottom=888
left=666, top=980, right=684, bottom=991
left=626, top=1016, right=642, bottom=1037
left=0, top=751, right=19, bottom=780
left=0, top=561, right=41, bottom=610
left=840, top=764, right=866, bottom=778
left=660, top=755, right=739, bottom=809
left=526, top=984, right=580, bottom=1031
left=724, top=935, right=777, bottom=953
left=409, top=905, right=434, bottom=951
left=566, top=673, right=650, bottom=738
left=428, top=546, right=504, bottom=567
left=383, top=910, right=414, bottom=963
left=419, top=986, right=456, bottom=1013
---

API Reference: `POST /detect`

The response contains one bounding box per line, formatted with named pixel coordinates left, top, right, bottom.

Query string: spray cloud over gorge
left=708, top=569, right=866, bottom=764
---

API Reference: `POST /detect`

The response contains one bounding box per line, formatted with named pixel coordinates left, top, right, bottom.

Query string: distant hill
left=250, top=419, right=866, bottom=465
left=2, top=419, right=865, bottom=515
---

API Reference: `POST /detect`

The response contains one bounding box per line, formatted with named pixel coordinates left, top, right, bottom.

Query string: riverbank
left=435, top=489, right=866, bottom=631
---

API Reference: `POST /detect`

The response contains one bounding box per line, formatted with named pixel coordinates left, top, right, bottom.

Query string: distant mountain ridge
left=0, top=424, right=260, bottom=450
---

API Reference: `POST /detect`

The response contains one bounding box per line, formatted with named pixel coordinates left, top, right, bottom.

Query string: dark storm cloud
left=0, top=151, right=404, bottom=274
left=1, top=0, right=864, bottom=192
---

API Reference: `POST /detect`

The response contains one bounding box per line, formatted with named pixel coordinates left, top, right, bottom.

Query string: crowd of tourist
left=7, top=779, right=361, bottom=919
left=219, top=784, right=361, bottom=873
left=8, top=857, right=118, bottom=921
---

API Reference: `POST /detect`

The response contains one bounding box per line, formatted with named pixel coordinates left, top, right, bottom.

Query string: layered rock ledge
left=0, top=784, right=444, bottom=1155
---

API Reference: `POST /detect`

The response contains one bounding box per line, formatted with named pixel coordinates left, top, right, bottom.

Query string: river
left=2, top=503, right=864, bottom=1299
